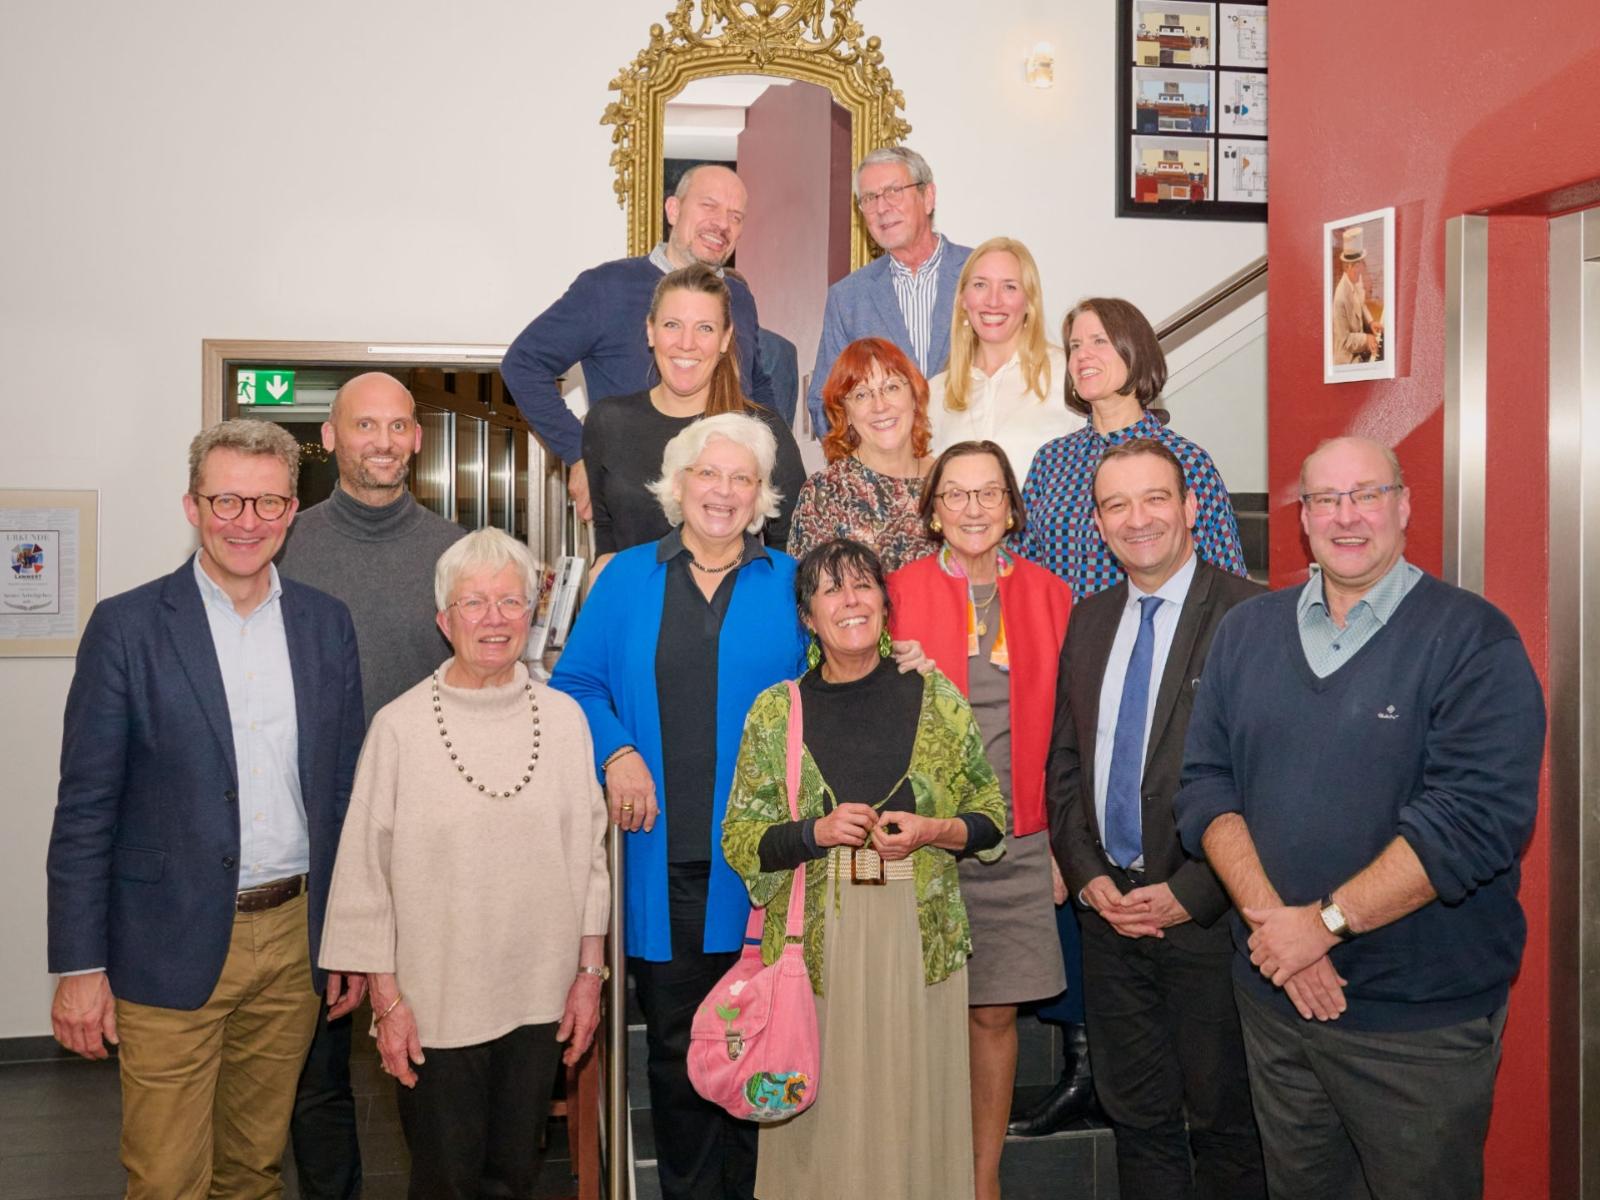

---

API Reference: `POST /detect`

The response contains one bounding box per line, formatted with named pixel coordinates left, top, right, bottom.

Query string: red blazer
left=887, top=553, right=1071, bottom=836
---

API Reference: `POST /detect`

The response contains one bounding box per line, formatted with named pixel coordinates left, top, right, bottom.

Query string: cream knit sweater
left=319, top=660, right=609, bottom=1048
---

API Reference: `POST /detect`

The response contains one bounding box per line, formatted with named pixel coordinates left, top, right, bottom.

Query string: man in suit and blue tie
left=806, top=146, right=971, bottom=435
left=46, top=419, right=366, bottom=1198
left=1047, top=437, right=1266, bottom=1200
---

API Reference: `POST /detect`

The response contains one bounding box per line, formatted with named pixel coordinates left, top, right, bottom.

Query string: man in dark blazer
left=46, top=419, right=366, bottom=1198
left=1047, top=438, right=1265, bottom=1200
left=806, top=145, right=971, bottom=435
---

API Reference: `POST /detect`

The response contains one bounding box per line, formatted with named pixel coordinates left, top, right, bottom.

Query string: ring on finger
left=620, top=803, right=634, bottom=811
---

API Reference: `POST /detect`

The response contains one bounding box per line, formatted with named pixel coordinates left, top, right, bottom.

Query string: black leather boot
left=1006, top=1023, right=1099, bottom=1137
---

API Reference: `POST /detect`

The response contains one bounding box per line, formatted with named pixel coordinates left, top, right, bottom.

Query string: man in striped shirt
left=806, top=146, right=971, bottom=434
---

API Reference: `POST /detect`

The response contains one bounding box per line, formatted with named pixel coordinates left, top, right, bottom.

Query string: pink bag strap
left=739, top=680, right=810, bottom=948
left=782, top=681, right=807, bottom=942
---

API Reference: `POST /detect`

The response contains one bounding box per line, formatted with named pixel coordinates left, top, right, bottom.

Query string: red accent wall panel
left=1271, top=9, right=1600, bottom=1196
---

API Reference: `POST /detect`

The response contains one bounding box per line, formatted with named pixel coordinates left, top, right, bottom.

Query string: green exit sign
left=238, top=369, right=296, bottom=407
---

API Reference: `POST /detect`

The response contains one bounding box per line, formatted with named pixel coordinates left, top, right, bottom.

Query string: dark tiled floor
left=1, top=1019, right=1117, bottom=1199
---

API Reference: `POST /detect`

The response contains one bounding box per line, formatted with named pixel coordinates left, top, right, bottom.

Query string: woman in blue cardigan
left=551, top=412, right=804, bottom=1200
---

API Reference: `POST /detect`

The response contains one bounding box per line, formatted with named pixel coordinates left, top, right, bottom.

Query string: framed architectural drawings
left=1118, top=0, right=1267, bottom=221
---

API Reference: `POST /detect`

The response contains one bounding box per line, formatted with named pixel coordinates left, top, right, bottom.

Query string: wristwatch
left=1318, top=896, right=1353, bottom=940
left=578, top=964, right=611, bottom=981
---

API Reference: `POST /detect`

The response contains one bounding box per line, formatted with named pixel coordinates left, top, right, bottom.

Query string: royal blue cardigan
left=550, top=540, right=808, bottom=960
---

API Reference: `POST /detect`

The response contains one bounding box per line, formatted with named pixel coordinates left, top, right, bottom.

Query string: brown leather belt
left=236, top=873, right=307, bottom=913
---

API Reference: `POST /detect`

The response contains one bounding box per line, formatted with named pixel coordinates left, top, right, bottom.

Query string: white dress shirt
left=192, top=555, right=309, bottom=888
left=927, top=344, right=1083, bottom=481
left=1092, top=552, right=1198, bottom=852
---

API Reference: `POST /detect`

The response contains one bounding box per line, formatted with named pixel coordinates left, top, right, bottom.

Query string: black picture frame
left=1116, top=0, right=1268, bottom=222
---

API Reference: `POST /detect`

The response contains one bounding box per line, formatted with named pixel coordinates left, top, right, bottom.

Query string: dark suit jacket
left=1047, top=558, right=1262, bottom=946
left=46, top=558, right=365, bottom=1009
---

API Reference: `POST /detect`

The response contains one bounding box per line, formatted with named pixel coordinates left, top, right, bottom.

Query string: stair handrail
left=1155, top=255, right=1267, bottom=348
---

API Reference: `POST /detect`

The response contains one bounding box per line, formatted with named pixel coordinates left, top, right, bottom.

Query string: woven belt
left=828, top=848, right=915, bottom=882
left=236, top=874, right=307, bottom=913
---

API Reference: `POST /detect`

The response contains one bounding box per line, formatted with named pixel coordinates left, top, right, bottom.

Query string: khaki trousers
left=116, top=891, right=321, bottom=1200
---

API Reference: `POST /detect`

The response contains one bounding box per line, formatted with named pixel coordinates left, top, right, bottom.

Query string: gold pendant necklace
left=971, top=583, right=999, bottom=637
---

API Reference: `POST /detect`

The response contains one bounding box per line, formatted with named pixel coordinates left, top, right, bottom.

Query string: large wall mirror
left=603, top=0, right=910, bottom=431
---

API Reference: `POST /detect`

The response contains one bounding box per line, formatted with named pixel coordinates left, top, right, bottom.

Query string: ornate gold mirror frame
left=603, top=0, right=910, bottom=269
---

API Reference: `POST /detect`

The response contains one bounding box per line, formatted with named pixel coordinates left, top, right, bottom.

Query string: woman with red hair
left=787, top=338, right=937, bottom=572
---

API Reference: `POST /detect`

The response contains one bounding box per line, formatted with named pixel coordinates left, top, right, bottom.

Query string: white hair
left=433, top=527, right=541, bottom=610
left=647, top=412, right=782, bottom=532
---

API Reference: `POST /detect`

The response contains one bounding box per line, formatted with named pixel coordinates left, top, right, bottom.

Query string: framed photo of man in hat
left=1323, top=206, right=1396, bottom=382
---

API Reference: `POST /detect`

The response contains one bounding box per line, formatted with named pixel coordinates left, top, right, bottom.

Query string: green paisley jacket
left=721, top=669, right=1006, bottom=996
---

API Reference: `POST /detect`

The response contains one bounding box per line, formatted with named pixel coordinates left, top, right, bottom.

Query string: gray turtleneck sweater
left=279, top=486, right=466, bottom=723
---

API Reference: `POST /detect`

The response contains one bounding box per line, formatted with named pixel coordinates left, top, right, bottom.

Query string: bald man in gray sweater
left=276, top=371, right=464, bottom=1198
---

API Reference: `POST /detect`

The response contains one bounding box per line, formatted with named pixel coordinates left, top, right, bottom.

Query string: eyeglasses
left=857, top=181, right=924, bottom=212
left=1300, top=484, right=1403, bottom=513
left=844, top=379, right=909, bottom=407
left=449, top=595, right=531, bottom=622
left=685, top=466, right=759, bottom=491
left=194, top=492, right=292, bottom=521
left=936, top=485, right=1008, bottom=512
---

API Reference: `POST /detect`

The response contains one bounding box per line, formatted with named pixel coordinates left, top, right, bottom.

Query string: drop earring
left=878, top=629, right=893, bottom=658
left=930, top=516, right=942, bottom=534
left=806, top=637, right=822, bottom=671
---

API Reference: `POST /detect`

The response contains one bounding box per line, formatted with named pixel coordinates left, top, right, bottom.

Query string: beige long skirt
left=754, top=856, right=974, bottom=1200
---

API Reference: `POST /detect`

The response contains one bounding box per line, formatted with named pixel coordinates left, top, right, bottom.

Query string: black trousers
left=629, top=862, right=757, bottom=1200
left=395, top=1022, right=563, bottom=1200
left=1236, top=985, right=1505, bottom=1200
left=1080, top=911, right=1265, bottom=1200
left=290, top=1002, right=361, bottom=1200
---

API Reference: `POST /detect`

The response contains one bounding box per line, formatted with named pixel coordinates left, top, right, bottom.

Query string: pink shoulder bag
left=688, top=680, right=820, bottom=1122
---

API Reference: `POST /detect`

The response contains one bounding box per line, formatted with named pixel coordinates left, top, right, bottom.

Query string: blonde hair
left=942, top=237, right=1051, bottom=414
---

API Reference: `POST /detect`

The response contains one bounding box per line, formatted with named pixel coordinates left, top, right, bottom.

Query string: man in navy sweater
left=501, top=163, right=775, bottom=520
left=1174, top=436, right=1545, bottom=1200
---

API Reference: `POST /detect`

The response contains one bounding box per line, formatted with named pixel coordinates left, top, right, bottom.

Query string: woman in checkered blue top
left=1015, top=297, right=1248, bottom=601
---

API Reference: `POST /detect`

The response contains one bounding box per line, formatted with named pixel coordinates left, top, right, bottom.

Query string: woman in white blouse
left=928, top=237, right=1084, bottom=480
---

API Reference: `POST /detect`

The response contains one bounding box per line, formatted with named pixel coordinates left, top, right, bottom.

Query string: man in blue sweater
left=1174, top=436, right=1544, bottom=1200
left=501, top=164, right=774, bottom=520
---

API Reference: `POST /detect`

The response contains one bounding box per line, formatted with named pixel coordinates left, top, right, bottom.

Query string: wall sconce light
left=1025, top=42, right=1055, bottom=89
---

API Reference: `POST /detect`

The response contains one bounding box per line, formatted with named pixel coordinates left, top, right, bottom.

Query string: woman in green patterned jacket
left=722, top=537, right=1006, bottom=1200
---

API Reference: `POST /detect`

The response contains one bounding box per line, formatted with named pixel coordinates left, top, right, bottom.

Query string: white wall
left=0, top=0, right=1263, bottom=1037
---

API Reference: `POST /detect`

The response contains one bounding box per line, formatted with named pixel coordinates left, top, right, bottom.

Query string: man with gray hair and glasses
left=806, top=146, right=970, bottom=434
left=503, top=163, right=777, bottom=519
left=46, top=419, right=366, bottom=1198
left=1173, top=435, right=1544, bottom=1200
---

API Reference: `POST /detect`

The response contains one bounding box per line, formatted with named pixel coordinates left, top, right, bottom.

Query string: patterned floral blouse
left=722, top=670, right=1005, bottom=995
left=786, top=454, right=937, bottom=572
left=1014, top=409, right=1248, bottom=601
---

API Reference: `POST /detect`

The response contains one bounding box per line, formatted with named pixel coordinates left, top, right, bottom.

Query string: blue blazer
left=806, top=237, right=973, bottom=433
left=46, top=558, right=365, bottom=1009
left=549, top=541, right=807, bottom=961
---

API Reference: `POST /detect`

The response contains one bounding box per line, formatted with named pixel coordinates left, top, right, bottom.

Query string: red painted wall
left=1270, top=9, right=1600, bottom=1197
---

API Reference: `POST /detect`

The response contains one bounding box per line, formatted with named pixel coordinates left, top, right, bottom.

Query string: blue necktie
left=1105, top=595, right=1162, bottom=869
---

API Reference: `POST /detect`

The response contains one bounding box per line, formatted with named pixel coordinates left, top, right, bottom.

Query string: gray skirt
left=958, top=827, right=1067, bottom=1006
left=754, top=853, right=974, bottom=1200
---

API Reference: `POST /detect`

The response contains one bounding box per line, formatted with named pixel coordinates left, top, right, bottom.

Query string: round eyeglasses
left=935, top=485, right=1009, bottom=512
left=194, top=492, right=292, bottom=521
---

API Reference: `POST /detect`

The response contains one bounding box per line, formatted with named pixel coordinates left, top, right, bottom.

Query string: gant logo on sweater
left=1377, top=705, right=1399, bottom=720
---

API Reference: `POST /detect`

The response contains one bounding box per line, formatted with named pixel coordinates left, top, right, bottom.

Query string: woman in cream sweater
left=320, top=528, right=610, bottom=1199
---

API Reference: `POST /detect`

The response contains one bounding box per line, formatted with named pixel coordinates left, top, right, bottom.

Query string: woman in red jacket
left=886, top=440, right=1071, bottom=1200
